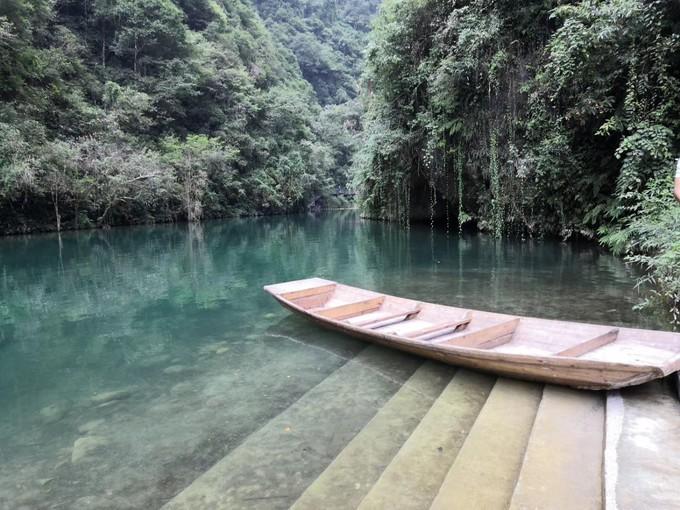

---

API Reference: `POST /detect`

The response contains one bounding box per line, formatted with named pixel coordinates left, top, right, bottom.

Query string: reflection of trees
left=0, top=212, right=667, bottom=401
left=0, top=213, right=409, bottom=377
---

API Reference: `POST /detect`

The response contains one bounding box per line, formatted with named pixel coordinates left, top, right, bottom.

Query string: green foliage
left=0, top=0, right=374, bottom=233
left=456, top=148, right=470, bottom=233
left=600, top=176, right=680, bottom=321
left=99, top=0, right=188, bottom=74
left=488, top=129, right=502, bottom=239
left=0, top=122, right=37, bottom=201
left=161, top=135, right=237, bottom=222
left=355, top=0, right=680, bottom=320
left=253, top=0, right=381, bottom=105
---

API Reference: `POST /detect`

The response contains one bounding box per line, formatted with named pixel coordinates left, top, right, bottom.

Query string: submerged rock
left=163, top=364, right=191, bottom=375
left=170, top=381, right=194, bottom=395
left=138, top=354, right=171, bottom=368
left=90, top=389, right=133, bottom=406
left=78, top=419, right=105, bottom=435
left=205, top=396, right=228, bottom=408
left=74, top=495, right=111, bottom=509
left=54, top=459, right=69, bottom=470
left=71, top=435, right=110, bottom=464
left=39, top=402, right=69, bottom=424
left=96, top=400, right=121, bottom=409
left=198, top=341, right=230, bottom=356
left=15, top=488, right=42, bottom=506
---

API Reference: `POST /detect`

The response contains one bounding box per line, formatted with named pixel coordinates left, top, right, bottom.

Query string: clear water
left=0, top=212, right=668, bottom=509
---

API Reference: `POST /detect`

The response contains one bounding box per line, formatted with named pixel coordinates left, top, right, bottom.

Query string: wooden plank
left=315, top=297, right=385, bottom=320
left=557, top=328, right=619, bottom=358
left=282, top=283, right=336, bottom=301
left=404, top=313, right=472, bottom=340
left=352, top=307, right=421, bottom=328
left=433, top=318, right=520, bottom=348
left=264, top=278, right=333, bottom=296
left=293, top=293, right=333, bottom=310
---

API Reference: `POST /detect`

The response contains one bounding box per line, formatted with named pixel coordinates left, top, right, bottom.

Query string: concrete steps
left=613, top=380, right=680, bottom=510
left=509, top=386, right=605, bottom=510
left=290, top=361, right=454, bottom=510
left=164, top=347, right=631, bottom=510
left=162, top=346, right=422, bottom=510
left=429, top=379, right=543, bottom=510
left=357, top=369, right=496, bottom=510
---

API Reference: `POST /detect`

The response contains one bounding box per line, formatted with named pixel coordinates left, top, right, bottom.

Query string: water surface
left=0, top=212, right=666, bottom=509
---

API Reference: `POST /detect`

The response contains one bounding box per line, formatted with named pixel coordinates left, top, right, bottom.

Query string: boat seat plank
left=556, top=328, right=619, bottom=358
left=403, top=313, right=472, bottom=340
left=282, top=283, right=337, bottom=301
left=352, top=307, right=421, bottom=328
left=293, top=293, right=334, bottom=310
left=432, top=318, right=521, bottom=349
left=314, top=297, right=385, bottom=320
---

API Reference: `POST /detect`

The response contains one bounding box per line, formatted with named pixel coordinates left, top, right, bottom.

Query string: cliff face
left=354, top=0, right=680, bottom=238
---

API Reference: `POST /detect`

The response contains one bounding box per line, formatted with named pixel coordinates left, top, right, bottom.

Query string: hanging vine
left=489, top=129, right=503, bottom=239
left=456, top=147, right=469, bottom=234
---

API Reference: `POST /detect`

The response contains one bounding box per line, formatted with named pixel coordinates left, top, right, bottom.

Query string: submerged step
left=430, top=378, right=543, bottom=510
left=509, top=386, right=604, bottom=510
left=162, top=346, right=421, bottom=510
left=291, top=361, right=454, bottom=510
left=357, top=369, right=496, bottom=510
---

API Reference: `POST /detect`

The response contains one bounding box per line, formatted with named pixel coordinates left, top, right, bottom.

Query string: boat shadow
left=264, top=315, right=367, bottom=361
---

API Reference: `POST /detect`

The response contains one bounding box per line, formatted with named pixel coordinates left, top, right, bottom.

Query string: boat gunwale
left=271, top=293, right=661, bottom=372
left=263, top=279, right=678, bottom=389
left=265, top=278, right=678, bottom=337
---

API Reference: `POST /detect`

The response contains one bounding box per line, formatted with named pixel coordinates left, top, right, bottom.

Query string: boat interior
left=266, top=278, right=680, bottom=371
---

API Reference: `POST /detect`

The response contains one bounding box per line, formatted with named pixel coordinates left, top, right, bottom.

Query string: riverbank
left=0, top=196, right=355, bottom=237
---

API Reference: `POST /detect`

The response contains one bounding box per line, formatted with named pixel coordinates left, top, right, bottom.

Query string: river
left=0, top=212, right=667, bottom=509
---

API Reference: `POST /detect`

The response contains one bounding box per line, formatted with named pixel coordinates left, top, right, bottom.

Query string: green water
left=0, top=212, right=667, bottom=509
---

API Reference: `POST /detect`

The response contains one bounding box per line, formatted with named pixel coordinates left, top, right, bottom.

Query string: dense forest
left=0, top=0, right=376, bottom=234
left=255, top=0, right=380, bottom=105
left=2, top=0, right=680, bottom=318
left=354, top=0, right=680, bottom=318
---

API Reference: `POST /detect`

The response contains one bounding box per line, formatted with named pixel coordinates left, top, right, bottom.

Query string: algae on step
left=430, top=378, right=543, bottom=510
left=291, top=361, right=454, bottom=510
left=162, top=346, right=421, bottom=510
left=358, top=369, right=496, bottom=510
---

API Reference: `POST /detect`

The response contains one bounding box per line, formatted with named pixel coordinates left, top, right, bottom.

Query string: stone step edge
left=290, top=361, right=455, bottom=510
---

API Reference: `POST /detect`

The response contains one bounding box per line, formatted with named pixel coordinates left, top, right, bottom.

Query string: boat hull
left=275, top=297, right=662, bottom=390
left=265, top=278, right=680, bottom=391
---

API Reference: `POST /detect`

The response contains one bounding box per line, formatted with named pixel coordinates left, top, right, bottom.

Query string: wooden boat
left=264, top=278, right=680, bottom=390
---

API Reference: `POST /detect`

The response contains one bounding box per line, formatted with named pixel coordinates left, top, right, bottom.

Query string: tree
left=94, top=0, right=188, bottom=74
left=0, top=0, right=371, bottom=233
left=0, top=122, right=37, bottom=204
left=162, top=135, right=238, bottom=222
left=39, top=141, right=78, bottom=232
